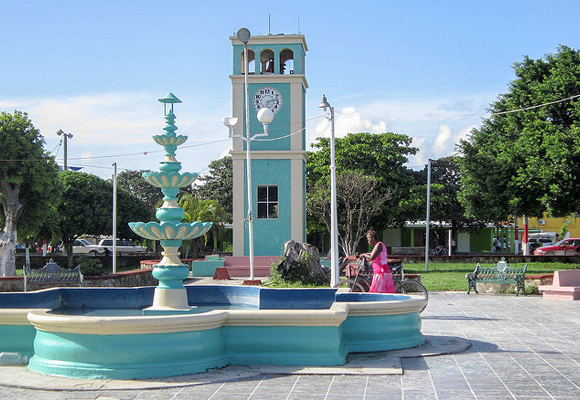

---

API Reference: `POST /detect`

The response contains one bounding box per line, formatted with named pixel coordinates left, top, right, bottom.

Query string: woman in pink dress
left=362, top=230, right=395, bottom=293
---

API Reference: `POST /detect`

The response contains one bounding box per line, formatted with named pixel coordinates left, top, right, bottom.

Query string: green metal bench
left=466, top=258, right=527, bottom=296
left=23, top=259, right=83, bottom=292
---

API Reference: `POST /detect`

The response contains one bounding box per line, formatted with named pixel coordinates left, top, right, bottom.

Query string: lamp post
left=224, top=28, right=273, bottom=282
left=319, top=94, right=339, bottom=287
left=112, top=162, right=117, bottom=273
left=57, top=129, right=73, bottom=171
left=223, top=108, right=273, bottom=282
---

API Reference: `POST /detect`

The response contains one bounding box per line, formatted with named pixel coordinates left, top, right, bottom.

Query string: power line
left=489, top=93, right=580, bottom=116
left=4, top=93, right=579, bottom=168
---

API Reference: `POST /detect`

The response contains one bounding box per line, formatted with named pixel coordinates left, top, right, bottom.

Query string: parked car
left=69, top=239, right=106, bottom=256
left=97, top=239, right=146, bottom=254
left=533, top=238, right=580, bottom=256
left=529, top=237, right=556, bottom=251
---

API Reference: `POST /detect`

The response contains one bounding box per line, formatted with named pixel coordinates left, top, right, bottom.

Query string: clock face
left=253, top=87, right=283, bottom=114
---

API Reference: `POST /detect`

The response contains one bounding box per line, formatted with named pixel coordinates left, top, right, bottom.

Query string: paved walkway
left=1, top=291, right=580, bottom=399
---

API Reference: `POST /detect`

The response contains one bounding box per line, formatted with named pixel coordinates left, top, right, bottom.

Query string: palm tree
left=179, top=193, right=228, bottom=258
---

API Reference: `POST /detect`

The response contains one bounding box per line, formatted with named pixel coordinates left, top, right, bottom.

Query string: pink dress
left=368, top=241, right=396, bottom=293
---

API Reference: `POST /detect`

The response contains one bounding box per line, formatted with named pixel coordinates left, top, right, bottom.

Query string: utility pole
left=57, top=130, right=73, bottom=171
left=112, top=162, right=118, bottom=273
left=425, top=159, right=432, bottom=272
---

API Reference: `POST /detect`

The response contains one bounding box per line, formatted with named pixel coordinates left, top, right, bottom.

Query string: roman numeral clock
left=229, top=32, right=308, bottom=257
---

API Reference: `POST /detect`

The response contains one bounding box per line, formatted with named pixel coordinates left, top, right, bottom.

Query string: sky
left=2, top=0, right=580, bottom=179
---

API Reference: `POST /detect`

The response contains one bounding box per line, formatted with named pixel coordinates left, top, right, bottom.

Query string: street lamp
left=56, top=129, right=73, bottom=171
left=222, top=109, right=273, bottom=282
left=319, top=94, right=339, bottom=287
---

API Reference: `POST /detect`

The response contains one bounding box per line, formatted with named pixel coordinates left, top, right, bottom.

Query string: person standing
left=362, top=230, right=395, bottom=293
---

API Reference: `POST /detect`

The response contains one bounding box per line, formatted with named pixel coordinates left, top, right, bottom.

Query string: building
left=229, top=33, right=308, bottom=256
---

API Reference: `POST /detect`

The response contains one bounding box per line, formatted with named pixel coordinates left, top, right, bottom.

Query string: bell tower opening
left=280, top=48, right=294, bottom=75
left=241, top=49, right=255, bottom=74
left=260, top=49, right=275, bottom=74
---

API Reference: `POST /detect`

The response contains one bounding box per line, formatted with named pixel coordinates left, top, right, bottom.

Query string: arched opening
left=241, top=49, right=255, bottom=74
left=260, top=49, right=275, bottom=74
left=280, top=49, right=294, bottom=75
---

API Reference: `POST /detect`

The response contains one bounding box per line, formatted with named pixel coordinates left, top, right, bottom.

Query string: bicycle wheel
left=333, top=279, right=366, bottom=292
left=396, top=279, right=428, bottom=312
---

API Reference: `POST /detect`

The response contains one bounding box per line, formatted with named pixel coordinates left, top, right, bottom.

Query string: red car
left=533, top=238, right=580, bottom=255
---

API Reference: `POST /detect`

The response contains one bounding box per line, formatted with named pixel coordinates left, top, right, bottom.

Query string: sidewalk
left=0, top=290, right=579, bottom=399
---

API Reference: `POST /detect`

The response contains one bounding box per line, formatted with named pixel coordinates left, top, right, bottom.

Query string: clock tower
left=229, top=32, right=308, bottom=256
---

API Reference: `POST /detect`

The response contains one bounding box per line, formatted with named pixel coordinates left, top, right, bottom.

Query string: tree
left=308, top=171, right=391, bottom=255
left=0, top=111, right=61, bottom=276
left=307, top=132, right=417, bottom=253
left=400, top=157, right=487, bottom=245
left=58, top=171, right=151, bottom=266
left=193, top=156, right=233, bottom=217
left=458, top=45, right=580, bottom=221
left=116, top=170, right=162, bottom=211
left=179, top=193, right=228, bottom=257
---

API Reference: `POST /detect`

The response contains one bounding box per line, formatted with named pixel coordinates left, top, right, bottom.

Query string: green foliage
left=193, top=156, right=233, bottom=217
left=115, top=170, right=162, bottom=211
left=401, top=157, right=487, bottom=235
left=58, top=171, right=152, bottom=266
left=458, top=45, right=580, bottom=221
left=559, top=214, right=575, bottom=238
left=269, top=252, right=328, bottom=287
left=0, top=111, right=61, bottom=276
left=221, top=241, right=232, bottom=253
left=179, top=193, right=228, bottom=256
left=76, top=255, right=105, bottom=275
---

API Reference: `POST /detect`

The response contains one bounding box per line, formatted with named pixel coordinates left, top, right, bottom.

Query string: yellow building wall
left=528, top=215, right=580, bottom=238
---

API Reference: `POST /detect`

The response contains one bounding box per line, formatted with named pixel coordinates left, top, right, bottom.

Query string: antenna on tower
left=297, top=17, right=301, bottom=34
left=268, top=14, right=271, bottom=35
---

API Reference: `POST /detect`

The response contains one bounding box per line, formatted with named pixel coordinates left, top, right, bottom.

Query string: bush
left=76, top=255, right=105, bottom=275
left=270, top=252, right=328, bottom=287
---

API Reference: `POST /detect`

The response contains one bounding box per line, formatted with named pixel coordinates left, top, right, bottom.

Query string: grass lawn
left=404, top=262, right=580, bottom=291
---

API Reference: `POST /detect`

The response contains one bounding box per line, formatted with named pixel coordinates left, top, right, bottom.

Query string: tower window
left=257, top=185, right=278, bottom=219
left=260, top=49, right=275, bottom=74
left=241, top=49, right=255, bottom=74
left=280, top=49, right=294, bottom=75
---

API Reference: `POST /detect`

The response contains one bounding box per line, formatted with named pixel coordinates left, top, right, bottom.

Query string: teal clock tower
left=229, top=32, right=308, bottom=256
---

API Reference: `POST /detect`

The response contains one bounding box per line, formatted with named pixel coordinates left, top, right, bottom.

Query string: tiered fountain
left=129, top=93, right=212, bottom=313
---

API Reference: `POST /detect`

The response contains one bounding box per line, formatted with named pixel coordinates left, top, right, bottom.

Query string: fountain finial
left=158, top=92, right=182, bottom=115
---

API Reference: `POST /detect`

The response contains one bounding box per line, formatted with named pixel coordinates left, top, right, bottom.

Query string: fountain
left=128, top=93, right=212, bottom=314
left=0, top=95, right=427, bottom=380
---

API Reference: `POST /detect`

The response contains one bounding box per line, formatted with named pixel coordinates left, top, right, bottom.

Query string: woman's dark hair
left=366, top=230, right=378, bottom=240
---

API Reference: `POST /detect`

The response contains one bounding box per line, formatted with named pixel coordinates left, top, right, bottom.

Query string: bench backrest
left=553, top=270, right=580, bottom=287
left=474, top=261, right=527, bottom=278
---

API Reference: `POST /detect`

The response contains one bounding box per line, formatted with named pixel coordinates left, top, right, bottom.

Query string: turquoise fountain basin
left=0, top=286, right=425, bottom=380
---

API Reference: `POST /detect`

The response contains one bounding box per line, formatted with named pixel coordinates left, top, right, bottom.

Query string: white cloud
left=310, top=106, right=388, bottom=146
left=306, top=93, right=490, bottom=168
left=433, top=124, right=453, bottom=156
left=1, top=92, right=231, bottom=178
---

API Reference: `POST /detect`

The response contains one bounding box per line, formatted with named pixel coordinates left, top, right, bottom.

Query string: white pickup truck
left=97, top=239, right=146, bottom=254
left=54, top=239, right=106, bottom=256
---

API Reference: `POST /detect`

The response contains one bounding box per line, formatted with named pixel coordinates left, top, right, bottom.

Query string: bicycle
left=430, top=245, right=448, bottom=255
left=333, top=256, right=428, bottom=312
